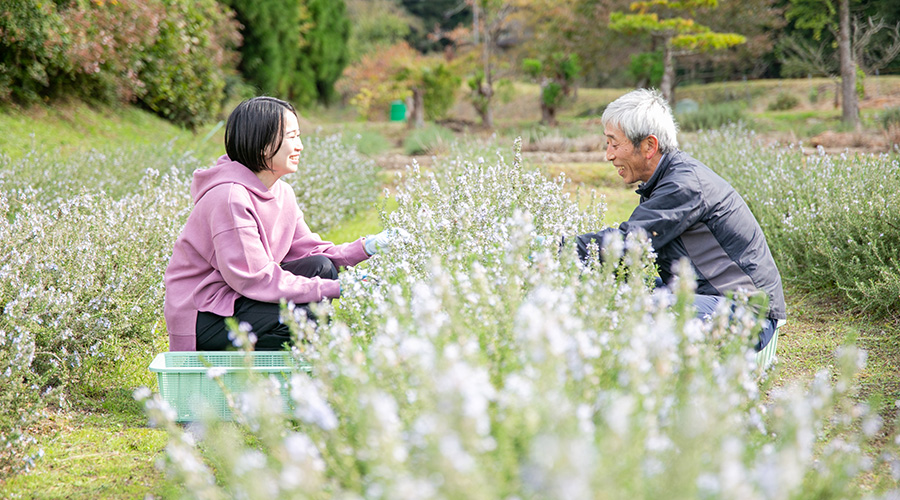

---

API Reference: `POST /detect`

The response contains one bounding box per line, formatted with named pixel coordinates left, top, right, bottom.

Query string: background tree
left=609, top=0, right=746, bottom=103
left=785, top=0, right=858, bottom=128
left=345, top=0, right=418, bottom=61
left=297, top=0, right=351, bottom=105
left=467, top=0, right=516, bottom=129
left=400, top=0, right=472, bottom=52
left=222, top=0, right=307, bottom=98
left=223, top=0, right=350, bottom=106
left=337, top=42, right=458, bottom=125
left=783, top=0, right=900, bottom=128
left=679, top=0, right=786, bottom=82
left=522, top=53, right=580, bottom=126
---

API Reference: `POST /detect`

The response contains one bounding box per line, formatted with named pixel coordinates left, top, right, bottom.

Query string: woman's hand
left=364, top=228, right=411, bottom=256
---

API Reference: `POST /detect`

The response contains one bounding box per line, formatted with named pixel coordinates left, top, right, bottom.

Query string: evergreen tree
left=609, top=0, right=745, bottom=102
left=300, top=0, right=351, bottom=105
left=223, top=0, right=302, bottom=97
left=224, top=0, right=350, bottom=106
left=400, top=0, right=471, bottom=52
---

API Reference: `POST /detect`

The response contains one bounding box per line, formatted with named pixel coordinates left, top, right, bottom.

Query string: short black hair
left=224, top=97, right=298, bottom=173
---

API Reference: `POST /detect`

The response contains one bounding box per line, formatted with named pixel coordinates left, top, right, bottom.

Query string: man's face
left=604, top=123, right=654, bottom=185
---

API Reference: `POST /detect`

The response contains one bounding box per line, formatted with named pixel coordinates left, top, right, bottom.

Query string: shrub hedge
left=0, top=0, right=241, bottom=128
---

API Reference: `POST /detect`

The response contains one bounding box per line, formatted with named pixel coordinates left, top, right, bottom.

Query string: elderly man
left=574, top=88, right=785, bottom=351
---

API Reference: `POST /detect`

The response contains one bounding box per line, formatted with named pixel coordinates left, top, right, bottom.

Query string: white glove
left=364, top=228, right=410, bottom=255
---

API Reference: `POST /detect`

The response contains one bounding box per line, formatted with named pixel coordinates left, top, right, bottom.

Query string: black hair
left=224, top=96, right=298, bottom=173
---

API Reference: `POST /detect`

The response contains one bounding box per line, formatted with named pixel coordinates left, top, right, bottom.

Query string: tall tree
left=224, top=0, right=350, bottom=106
left=609, top=0, right=745, bottom=102
left=467, top=0, right=516, bottom=129
left=345, top=0, right=418, bottom=61
left=224, top=0, right=306, bottom=98
left=787, top=0, right=888, bottom=128
left=516, top=0, right=640, bottom=87
left=785, top=0, right=866, bottom=128
left=400, top=0, right=472, bottom=52
left=681, top=0, right=786, bottom=81
left=298, top=0, right=351, bottom=105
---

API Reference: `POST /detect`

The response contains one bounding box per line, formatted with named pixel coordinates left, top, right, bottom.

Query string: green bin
left=149, top=351, right=310, bottom=422
left=390, top=100, right=406, bottom=121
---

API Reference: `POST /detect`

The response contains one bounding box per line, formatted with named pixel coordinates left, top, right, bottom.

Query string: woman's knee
left=283, top=254, right=338, bottom=279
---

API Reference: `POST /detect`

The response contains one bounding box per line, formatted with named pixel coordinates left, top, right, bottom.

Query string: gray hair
left=601, top=88, right=678, bottom=154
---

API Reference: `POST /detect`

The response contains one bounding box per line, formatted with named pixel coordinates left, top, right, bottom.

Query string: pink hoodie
left=163, top=155, right=370, bottom=351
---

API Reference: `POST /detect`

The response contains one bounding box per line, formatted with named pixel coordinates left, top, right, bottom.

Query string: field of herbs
left=1, top=123, right=899, bottom=498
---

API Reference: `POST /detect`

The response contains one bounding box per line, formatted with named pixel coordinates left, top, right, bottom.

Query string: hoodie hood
left=190, top=155, right=274, bottom=204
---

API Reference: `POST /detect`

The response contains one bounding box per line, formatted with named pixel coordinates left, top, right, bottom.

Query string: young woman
left=164, top=97, right=393, bottom=351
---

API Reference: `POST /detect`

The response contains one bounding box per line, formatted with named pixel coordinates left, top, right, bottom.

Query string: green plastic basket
left=149, top=351, right=310, bottom=422
left=755, top=327, right=779, bottom=369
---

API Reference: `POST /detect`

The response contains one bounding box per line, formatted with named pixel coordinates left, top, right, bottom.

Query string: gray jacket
left=576, top=150, right=786, bottom=320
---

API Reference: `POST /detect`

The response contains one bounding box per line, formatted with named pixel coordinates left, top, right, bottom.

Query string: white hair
left=601, top=88, right=678, bottom=154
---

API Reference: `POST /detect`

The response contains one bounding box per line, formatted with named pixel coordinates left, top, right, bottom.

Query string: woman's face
left=266, top=110, right=303, bottom=180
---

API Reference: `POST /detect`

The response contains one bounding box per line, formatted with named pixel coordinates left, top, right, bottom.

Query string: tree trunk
left=539, top=80, right=556, bottom=126
left=480, top=26, right=495, bottom=130
left=483, top=99, right=494, bottom=130
left=409, top=87, right=425, bottom=129
left=540, top=102, right=556, bottom=126
left=660, top=38, right=675, bottom=103
left=839, top=0, right=860, bottom=129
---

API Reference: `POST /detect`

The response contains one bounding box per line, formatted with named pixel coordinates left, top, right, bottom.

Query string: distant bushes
left=676, top=101, right=747, bottom=131
left=767, top=92, right=800, bottom=111
left=403, top=124, right=456, bottom=155
left=879, top=107, right=900, bottom=147
left=0, top=0, right=241, bottom=129
left=339, top=42, right=460, bottom=123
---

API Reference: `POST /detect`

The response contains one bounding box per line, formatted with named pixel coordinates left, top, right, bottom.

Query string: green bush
left=0, top=0, right=68, bottom=103
left=676, top=101, right=746, bottom=132
left=403, top=124, right=456, bottom=155
left=0, top=324, right=41, bottom=477
left=345, top=129, right=392, bottom=156
left=0, top=0, right=241, bottom=129
left=878, top=107, right=900, bottom=131
left=767, top=91, right=800, bottom=111
left=421, top=63, right=460, bottom=121
left=138, top=0, right=240, bottom=129
left=522, top=58, right=542, bottom=78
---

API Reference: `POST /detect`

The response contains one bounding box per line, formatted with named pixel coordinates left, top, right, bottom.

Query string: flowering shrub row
left=0, top=132, right=379, bottom=477
left=685, top=126, right=900, bottom=317
left=285, top=133, right=381, bottom=232
left=141, top=138, right=899, bottom=498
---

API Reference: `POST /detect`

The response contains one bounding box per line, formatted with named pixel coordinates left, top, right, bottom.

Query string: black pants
left=195, top=255, right=338, bottom=351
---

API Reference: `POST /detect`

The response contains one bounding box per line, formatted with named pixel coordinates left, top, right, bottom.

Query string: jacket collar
left=635, top=151, right=676, bottom=198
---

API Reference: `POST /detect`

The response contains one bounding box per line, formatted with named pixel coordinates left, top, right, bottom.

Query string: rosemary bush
left=685, top=125, right=900, bottom=317
left=286, top=133, right=380, bottom=232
